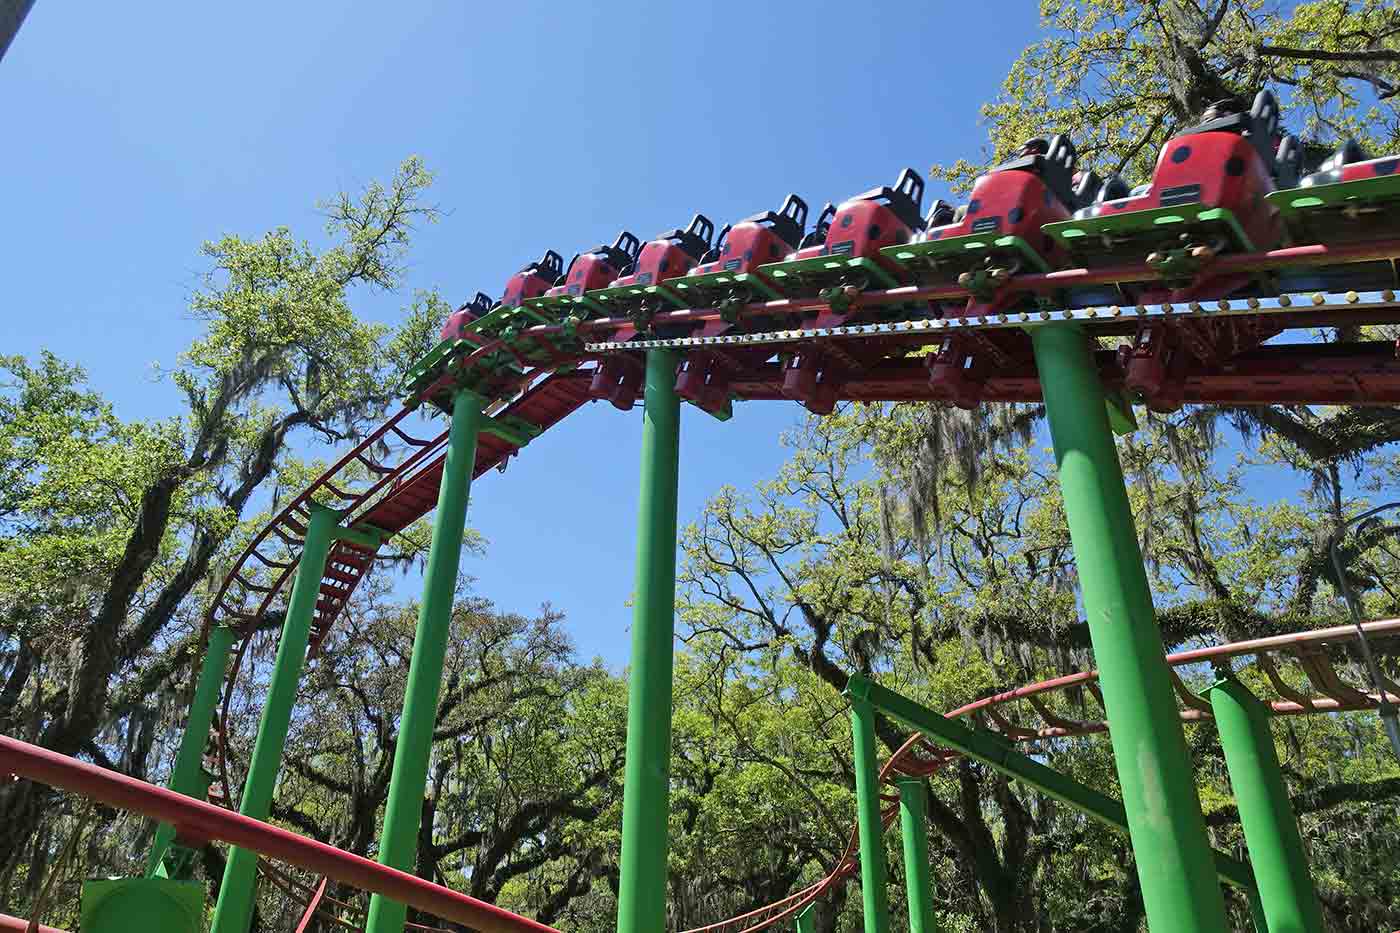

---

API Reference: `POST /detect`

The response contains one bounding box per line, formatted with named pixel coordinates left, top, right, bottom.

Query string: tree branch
left=1257, top=44, right=1400, bottom=64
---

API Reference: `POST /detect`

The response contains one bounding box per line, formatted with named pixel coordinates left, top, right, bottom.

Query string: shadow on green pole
left=850, top=695, right=891, bottom=933
left=896, top=777, right=941, bottom=933
left=146, top=624, right=237, bottom=878
left=1028, top=323, right=1228, bottom=933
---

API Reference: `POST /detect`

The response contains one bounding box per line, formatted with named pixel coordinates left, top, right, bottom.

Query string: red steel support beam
left=294, top=878, right=330, bottom=933
left=726, top=343, right=1400, bottom=407
left=0, top=736, right=560, bottom=933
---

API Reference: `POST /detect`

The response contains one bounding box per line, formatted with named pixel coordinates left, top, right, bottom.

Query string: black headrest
left=653, top=214, right=715, bottom=261
left=738, top=193, right=808, bottom=249
left=518, top=249, right=564, bottom=282
left=923, top=199, right=956, bottom=228
left=1094, top=171, right=1133, bottom=203
left=1174, top=89, right=1285, bottom=170
left=590, top=231, right=642, bottom=269
left=461, top=291, right=493, bottom=316
left=799, top=203, right=836, bottom=249
left=843, top=168, right=924, bottom=232
left=993, top=134, right=1079, bottom=209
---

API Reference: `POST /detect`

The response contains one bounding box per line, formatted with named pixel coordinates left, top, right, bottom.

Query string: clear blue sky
left=2, top=2, right=1045, bottom=667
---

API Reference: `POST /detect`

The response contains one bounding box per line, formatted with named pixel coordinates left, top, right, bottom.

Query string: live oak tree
left=0, top=157, right=623, bottom=929
left=914, top=0, right=1400, bottom=626
left=7, top=5, right=1400, bottom=931
left=242, top=591, right=625, bottom=931
left=669, top=406, right=1400, bottom=932
left=0, top=156, right=449, bottom=885
left=932, top=0, right=1400, bottom=193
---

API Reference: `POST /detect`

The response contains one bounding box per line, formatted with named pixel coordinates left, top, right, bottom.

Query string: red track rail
left=204, top=240, right=1400, bottom=668
left=0, top=737, right=560, bottom=933
left=7, top=621, right=1389, bottom=933
left=210, top=369, right=594, bottom=808
left=182, top=238, right=1400, bottom=932
left=721, top=341, right=1400, bottom=407
left=210, top=368, right=591, bottom=652
left=205, top=243, right=1400, bottom=808
left=679, top=618, right=1400, bottom=933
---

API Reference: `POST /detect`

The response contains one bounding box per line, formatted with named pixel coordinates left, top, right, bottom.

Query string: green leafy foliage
left=933, top=0, right=1400, bottom=193
left=0, top=155, right=461, bottom=904
left=7, top=6, right=1400, bottom=931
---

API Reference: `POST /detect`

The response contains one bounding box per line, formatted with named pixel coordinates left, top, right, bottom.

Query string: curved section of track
left=678, top=619, right=1400, bottom=933
left=197, top=363, right=595, bottom=928
left=204, top=240, right=1400, bottom=807
left=207, top=366, right=594, bottom=807
left=196, top=238, right=1400, bottom=931
left=199, top=357, right=1400, bottom=933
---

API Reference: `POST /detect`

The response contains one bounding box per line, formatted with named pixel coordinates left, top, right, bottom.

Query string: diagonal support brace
left=844, top=674, right=1257, bottom=893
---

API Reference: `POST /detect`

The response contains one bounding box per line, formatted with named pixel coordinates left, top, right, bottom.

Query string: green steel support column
left=795, top=904, right=815, bottom=933
left=850, top=696, right=892, bottom=933
left=615, top=349, right=683, bottom=933
left=847, top=673, right=1257, bottom=892
left=209, top=504, right=340, bottom=933
left=83, top=877, right=204, bottom=933
left=1249, top=889, right=1270, bottom=933
left=365, top=388, right=484, bottom=933
left=1030, top=324, right=1229, bottom=933
left=146, top=625, right=237, bottom=877
left=896, top=778, right=940, bottom=933
left=1208, top=677, right=1325, bottom=933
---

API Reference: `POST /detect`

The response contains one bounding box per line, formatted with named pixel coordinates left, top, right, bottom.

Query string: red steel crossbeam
left=725, top=342, right=1400, bottom=407
left=0, top=737, right=560, bottom=933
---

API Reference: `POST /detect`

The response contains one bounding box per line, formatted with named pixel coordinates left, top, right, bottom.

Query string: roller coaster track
left=8, top=621, right=1389, bottom=933
left=206, top=366, right=594, bottom=809
left=678, top=618, right=1400, bottom=933
left=207, top=240, right=1400, bottom=729
left=207, top=241, right=1400, bottom=749
left=175, top=239, right=1400, bottom=930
